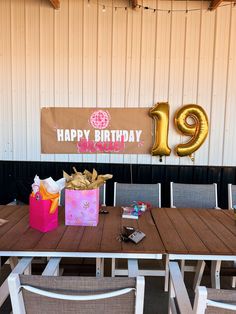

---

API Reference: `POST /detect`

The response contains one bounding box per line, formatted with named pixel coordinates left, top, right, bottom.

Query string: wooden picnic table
left=151, top=207, right=236, bottom=289
left=0, top=205, right=164, bottom=307
left=1, top=205, right=236, bottom=260
left=152, top=207, right=236, bottom=257
left=1, top=205, right=236, bottom=291
left=0, top=205, right=164, bottom=258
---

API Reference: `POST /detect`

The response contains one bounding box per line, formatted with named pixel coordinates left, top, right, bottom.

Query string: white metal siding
left=0, top=0, right=235, bottom=166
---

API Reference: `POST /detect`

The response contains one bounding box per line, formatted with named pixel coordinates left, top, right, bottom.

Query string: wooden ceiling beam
left=49, top=0, right=60, bottom=9
left=131, top=0, right=138, bottom=9
left=208, top=0, right=223, bottom=10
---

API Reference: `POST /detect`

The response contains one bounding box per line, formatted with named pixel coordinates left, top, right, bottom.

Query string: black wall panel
left=0, top=161, right=236, bottom=209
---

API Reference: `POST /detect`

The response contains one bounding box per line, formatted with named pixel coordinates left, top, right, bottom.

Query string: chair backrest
left=8, top=274, right=145, bottom=314
left=99, top=182, right=106, bottom=206
left=169, top=261, right=236, bottom=314
left=113, top=182, right=161, bottom=208
left=194, top=287, right=236, bottom=313
left=60, top=183, right=106, bottom=206
left=228, top=184, right=236, bottom=209
left=170, top=182, right=218, bottom=209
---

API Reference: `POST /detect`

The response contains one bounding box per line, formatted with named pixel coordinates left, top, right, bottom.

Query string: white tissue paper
left=32, top=175, right=66, bottom=195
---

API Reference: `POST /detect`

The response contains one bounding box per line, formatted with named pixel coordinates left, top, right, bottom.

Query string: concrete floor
left=0, top=259, right=234, bottom=314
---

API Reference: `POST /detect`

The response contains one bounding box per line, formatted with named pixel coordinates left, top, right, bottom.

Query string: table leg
left=42, top=257, right=61, bottom=276
left=232, top=261, right=236, bottom=288
left=0, top=276, right=10, bottom=308
left=9, top=257, right=19, bottom=270
left=100, top=258, right=104, bottom=276
left=180, top=260, right=185, bottom=278
left=193, top=260, right=205, bottom=292
left=211, top=260, right=221, bottom=289
left=232, top=276, right=236, bottom=288
left=128, top=259, right=138, bottom=277
left=96, top=258, right=104, bottom=277
left=111, top=258, right=116, bottom=277
left=164, top=255, right=169, bottom=292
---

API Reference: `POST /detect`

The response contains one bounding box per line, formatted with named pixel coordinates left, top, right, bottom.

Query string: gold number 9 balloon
left=174, top=104, right=209, bottom=160
left=149, top=102, right=171, bottom=157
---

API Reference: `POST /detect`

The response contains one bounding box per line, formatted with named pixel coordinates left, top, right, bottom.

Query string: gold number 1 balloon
left=174, top=104, right=209, bottom=159
left=149, top=102, right=171, bottom=157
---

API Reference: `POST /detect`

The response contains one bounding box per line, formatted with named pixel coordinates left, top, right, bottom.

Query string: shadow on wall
left=0, top=161, right=235, bottom=209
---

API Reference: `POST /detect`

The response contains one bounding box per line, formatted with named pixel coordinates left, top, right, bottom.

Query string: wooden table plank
left=55, top=207, right=85, bottom=252
left=0, top=205, right=9, bottom=211
left=0, top=215, right=30, bottom=250
left=9, top=207, right=67, bottom=252
left=179, top=208, right=232, bottom=255
left=222, top=209, right=235, bottom=221
left=56, top=226, right=85, bottom=252
left=10, top=227, right=44, bottom=251
left=151, top=208, right=187, bottom=254
left=193, top=209, right=236, bottom=252
left=208, top=209, right=236, bottom=237
left=0, top=207, right=28, bottom=238
left=101, top=207, right=165, bottom=254
left=121, top=211, right=142, bottom=253
left=137, top=210, right=165, bottom=253
left=0, top=205, right=24, bottom=219
left=165, top=208, right=209, bottom=254
left=10, top=207, right=67, bottom=252
left=78, top=213, right=105, bottom=252
left=100, top=207, right=122, bottom=252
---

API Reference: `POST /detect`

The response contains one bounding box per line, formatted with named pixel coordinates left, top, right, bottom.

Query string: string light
left=86, top=0, right=233, bottom=13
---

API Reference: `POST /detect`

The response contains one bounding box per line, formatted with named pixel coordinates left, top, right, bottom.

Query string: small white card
left=0, top=218, right=8, bottom=226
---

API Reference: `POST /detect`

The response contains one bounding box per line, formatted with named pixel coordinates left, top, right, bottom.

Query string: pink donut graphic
left=90, top=110, right=110, bottom=129
left=81, top=200, right=90, bottom=210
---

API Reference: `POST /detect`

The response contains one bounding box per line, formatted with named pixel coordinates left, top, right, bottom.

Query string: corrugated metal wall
left=0, top=0, right=236, bottom=166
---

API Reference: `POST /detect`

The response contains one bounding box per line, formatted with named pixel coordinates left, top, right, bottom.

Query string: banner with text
left=41, top=108, right=153, bottom=154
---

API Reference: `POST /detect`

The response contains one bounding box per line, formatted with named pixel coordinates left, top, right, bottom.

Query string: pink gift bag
left=65, top=188, right=99, bottom=226
left=29, top=192, right=58, bottom=232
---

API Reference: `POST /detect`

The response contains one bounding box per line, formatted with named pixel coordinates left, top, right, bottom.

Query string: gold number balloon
left=174, top=104, right=209, bottom=159
left=149, top=102, right=171, bottom=157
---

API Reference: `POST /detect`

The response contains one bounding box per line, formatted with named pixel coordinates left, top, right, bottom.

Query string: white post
left=128, top=259, right=138, bottom=277
left=211, top=260, right=221, bottom=289
left=164, top=255, right=169, bottom=292
left=8, top=273, right=26, bottom=314
left=193, top=286, right=207, bottom=314
left=193, top=261, right=206, bottom=292
left=135, top=276, right=145, bottom=314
